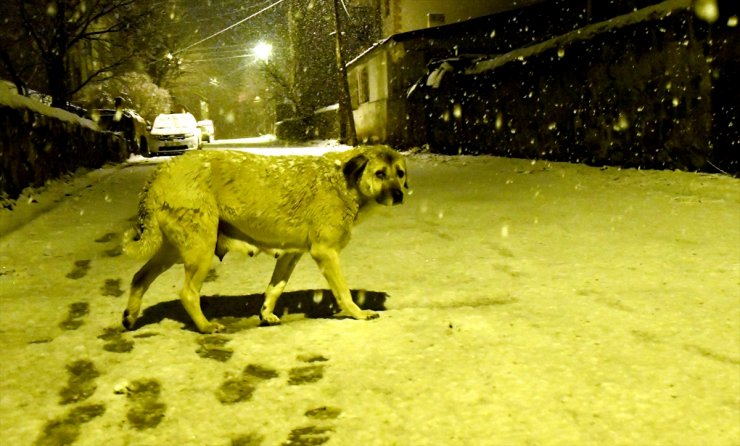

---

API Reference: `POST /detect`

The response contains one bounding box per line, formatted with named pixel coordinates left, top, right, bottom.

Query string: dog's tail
left=123, top=181, right=163, bottom=259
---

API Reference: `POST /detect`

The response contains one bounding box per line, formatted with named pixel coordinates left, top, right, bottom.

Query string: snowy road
left=1, top=144, right=739, bottom=445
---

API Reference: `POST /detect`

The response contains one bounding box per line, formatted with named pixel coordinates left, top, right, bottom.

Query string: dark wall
left=419, top=8, right=738, bottom=172
left=708, top=0, right=740, bottom=173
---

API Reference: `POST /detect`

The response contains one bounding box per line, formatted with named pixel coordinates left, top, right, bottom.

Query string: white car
left=148, top=113, right=202, bottom=155
left=197, top=119, right=215, bottom=143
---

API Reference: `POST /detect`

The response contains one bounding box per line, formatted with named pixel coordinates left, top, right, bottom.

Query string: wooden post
left=332, top=0, right=357, bottom=146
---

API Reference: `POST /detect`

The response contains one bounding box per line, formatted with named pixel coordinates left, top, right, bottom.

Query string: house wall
left=349, top=40, right=431, bottom=146
left=349, top=0, right=591, bottom=146
left=351, top=51, right=390, bottom=143
left=386, top=43, right=427, bottom=146
left=420, top=7, right=737, bottom=171
left=380, top=0, right=544, bottom=36
left=353, top=101, right=387, bottom=143
left=347, top=1, right=738, bottom=172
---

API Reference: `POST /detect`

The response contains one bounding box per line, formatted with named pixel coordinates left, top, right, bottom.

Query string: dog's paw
left=335, top=308, right=380, bottom=320
left=259, top=313, right=281, bottom=326
left=122, top=309, right=137, bottom=331
left=200, top=322, right=226, bottom=334
left=360, top=309, right=380, bottom=320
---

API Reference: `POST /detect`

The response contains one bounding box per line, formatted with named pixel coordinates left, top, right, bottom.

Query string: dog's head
left=343, top=145, right=408, bottom=206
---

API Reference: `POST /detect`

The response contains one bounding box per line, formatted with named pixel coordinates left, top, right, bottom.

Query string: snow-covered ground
left=0, top=145, right=738, bottom=446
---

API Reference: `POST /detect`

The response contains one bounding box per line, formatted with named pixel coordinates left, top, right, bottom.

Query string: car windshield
left=153, top=114, right=194, bottom=128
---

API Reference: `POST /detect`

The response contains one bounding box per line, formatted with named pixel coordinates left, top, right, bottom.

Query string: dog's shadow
left=134, top=289, right=388, bottom=333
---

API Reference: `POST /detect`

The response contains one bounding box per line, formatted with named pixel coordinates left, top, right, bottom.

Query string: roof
left=347, top=0, right=580, bottom=67
left=466, top=0, right=691, bottom=75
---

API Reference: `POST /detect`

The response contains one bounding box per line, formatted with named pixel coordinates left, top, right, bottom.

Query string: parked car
left=148, top=113, right=202, bottom=156
left=89, top=108, right=149, bottom=154
left=197, top=119, right=215, bottom=143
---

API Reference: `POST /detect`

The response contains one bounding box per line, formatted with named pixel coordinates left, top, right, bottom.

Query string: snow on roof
left=0, top=87, right=98, bottom=131
left=465, top=0, right=692, bottom=75
left=347, top=6, right=519, bottom=67
left=315, top=103, right=340, bottom=113
left=347, top=37, right=392, bottom=67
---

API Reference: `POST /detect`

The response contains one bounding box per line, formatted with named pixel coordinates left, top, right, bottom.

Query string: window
left=358, top=66, right=370, bottom=104
left=427, top=13, right=445, bottom=27
left=349, top=69, right=359, bottom=109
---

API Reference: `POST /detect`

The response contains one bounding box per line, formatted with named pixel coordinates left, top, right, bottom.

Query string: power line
left=185, top=48, right=253, bottom=56
left=187, top=54, right=258, bottom=63
left=174, top=0, right=288, bottom=56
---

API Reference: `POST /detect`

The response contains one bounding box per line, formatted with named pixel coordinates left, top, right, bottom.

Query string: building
left=378, top=0, right=544, bottom=36
left=346, top=0, right=588, bottom=146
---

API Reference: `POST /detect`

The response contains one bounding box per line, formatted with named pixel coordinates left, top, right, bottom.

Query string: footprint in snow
left=34, top=404, right=106, bottom=446
left=216, top=364, right=279, bottom=404
left=97, top=326, right=135, bottom=353
left=101, top=278, right=124, bottom=297
left=196, top=334, right=233, bottom=362
left=282, top=405, right=343, bottom=446
left=59, top=302, right=89, bottom=330
left=288, top=354, right=329, bottom=385
left=65, top=259, right=91, bottom=279
left=58, top=359, right=100, bottom=405
left=124, top=379, right=167, bottom=430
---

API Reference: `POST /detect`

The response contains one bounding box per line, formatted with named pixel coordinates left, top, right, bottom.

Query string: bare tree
left=254, top=56, right=301, bottom=114
left=0, top=2, right=40, bottom=95
left=1, top=0, right=148, bottom=108
left=332, top=0, right=357, bottom=145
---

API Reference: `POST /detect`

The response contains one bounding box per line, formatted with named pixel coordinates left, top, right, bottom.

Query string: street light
left=254, top=41, right=272, bottom=63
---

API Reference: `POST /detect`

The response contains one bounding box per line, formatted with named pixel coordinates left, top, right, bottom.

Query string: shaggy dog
left=122, top=145, right=408, bottom=333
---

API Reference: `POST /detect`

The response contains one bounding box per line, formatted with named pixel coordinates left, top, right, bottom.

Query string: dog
left=122, top=145, right=408, bottom=333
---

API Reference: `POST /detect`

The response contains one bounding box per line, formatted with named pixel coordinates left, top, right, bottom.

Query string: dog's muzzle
left=391, top=188, right=404, bottom=205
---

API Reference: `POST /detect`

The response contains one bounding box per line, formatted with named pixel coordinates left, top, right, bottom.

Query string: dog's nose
left=392, top=188, right=404, bottom=205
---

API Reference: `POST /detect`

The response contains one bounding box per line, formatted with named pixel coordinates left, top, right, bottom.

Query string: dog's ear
left=343, top=154, right=368, bottom=188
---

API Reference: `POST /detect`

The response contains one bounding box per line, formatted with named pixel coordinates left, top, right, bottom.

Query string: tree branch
left=68, top=0, right=140, bottom=49
left=69, top=56, right=131, bottom=97
left=17, top=0, right=48, bottom=55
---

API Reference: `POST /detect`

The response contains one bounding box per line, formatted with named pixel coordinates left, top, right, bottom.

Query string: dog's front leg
left=310, top=245, right=379, bottom=320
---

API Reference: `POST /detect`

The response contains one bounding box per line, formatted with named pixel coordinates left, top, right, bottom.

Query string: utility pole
left=332, top=0, right=357, bottom=146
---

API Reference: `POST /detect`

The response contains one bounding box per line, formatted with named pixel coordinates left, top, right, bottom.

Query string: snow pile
left=0, top=163, right=124, bottom=237
left=0, top=88, right=97, bottom=131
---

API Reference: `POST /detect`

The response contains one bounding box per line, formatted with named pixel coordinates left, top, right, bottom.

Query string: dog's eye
left=397, top=169, right=405, bottom=179
left=375, top=170, right=387, bottom=180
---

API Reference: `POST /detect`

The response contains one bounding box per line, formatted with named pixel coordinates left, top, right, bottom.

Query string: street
left=1, top=141, right=739, bottom=446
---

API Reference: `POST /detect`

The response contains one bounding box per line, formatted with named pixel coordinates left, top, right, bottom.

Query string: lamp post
left=332, top=0, right=357, bottom=146
left=254, top=41, right=273, bottom=63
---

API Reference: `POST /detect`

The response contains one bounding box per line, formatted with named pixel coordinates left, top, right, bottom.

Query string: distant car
left=89, top=108, right=149, bottom=154
left=197, top=119, right=215, bottom=143
left=148, top=113, right=202, bottom=156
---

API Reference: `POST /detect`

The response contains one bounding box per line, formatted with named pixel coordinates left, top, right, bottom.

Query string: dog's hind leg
left=261, top=253, right=303, bottom=325
left=180, top=243, right=223, bottom=334
left=123, top=246, right=178, bottom=330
